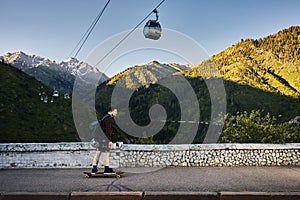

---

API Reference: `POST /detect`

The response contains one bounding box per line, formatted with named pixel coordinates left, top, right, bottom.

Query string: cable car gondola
left=143, top=9, right=162, bottom=40
left=53, top=90, right=59, bottom=97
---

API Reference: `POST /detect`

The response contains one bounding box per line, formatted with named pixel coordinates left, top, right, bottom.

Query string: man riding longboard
left=84, top=106, right=122, bottom=178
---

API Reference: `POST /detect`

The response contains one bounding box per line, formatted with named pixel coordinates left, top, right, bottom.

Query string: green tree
left=219, top=110, right=300, bottom=143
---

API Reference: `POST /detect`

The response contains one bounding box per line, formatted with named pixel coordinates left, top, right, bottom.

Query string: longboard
left=83, top=171, right=123, bottom=178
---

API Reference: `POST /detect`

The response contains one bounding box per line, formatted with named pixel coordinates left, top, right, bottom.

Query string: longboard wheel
left=85, top=174, right=90, bottom=178
left=116, top=174, right=121, bottom=179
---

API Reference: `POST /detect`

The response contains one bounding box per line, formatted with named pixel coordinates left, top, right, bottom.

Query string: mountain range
left=106, top=60, right=191, bottom=89
left=184, top=26, right=300, bottom=98
left=1, top=51, right=108, bottom=93
left=95, top=26, right=300, bottom=144
left=1, top=26, right=300, bottom=143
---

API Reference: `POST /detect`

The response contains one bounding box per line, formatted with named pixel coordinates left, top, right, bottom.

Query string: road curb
left=70, top=192, right=143, bottom=200
left=219, top=192, right=300, bottom=200
left=143, top=191, right=219, bottom=200
left=1, top=191, right=300, bottom=200
left=1, top=192, right=69, bottom=200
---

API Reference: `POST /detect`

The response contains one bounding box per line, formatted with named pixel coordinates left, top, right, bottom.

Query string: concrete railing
left=0, top=143, right=299, bottom=168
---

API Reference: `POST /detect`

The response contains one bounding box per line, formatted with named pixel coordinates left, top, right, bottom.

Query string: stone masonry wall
left=0, top=143, right=299, bottom=168
left=120, top=144, right=300, bottom=167
left=0, top=143, right=120, bottom=169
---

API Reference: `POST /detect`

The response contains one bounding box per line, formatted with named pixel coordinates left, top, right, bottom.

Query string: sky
left=1, top=0, right=300, bottom=76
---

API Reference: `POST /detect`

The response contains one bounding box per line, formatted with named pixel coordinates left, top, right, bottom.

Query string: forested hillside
left=185, top=26, right=300, bottom=98
left=0, top=62, right=79, bottom=142
left=95, top=26, right=300, bottom=144
left=2, top=26, right=299, bottom=143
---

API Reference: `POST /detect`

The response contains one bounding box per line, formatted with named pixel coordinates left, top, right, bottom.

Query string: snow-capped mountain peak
left=2, top=51, right=52, bottom=70
left=59, top=57, right=100, bottom=76
left=1, top=51, right=108, bottom=93
left=1, top=51, right=101, bottom=76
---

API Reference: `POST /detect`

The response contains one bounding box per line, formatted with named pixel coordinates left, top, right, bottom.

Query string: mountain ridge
left=1, top=26, right=300, bottom=143
left=94, top=25, right=300, bottom=144
left=183, top=25, right=300, bottom=98
left=1, top=51, right=108, bottom=93
left=105, top=60, right=191, bottom=89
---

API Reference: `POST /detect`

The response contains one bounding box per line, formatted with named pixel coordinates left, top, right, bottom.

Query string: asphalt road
left=0, top=166, right=300, bottom=193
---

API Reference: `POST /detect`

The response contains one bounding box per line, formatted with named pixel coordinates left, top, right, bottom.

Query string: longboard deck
left=83, top=171, right=123, bottom=178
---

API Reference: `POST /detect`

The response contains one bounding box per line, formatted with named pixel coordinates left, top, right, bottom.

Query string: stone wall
left=120, top=144, right=300, bottom=167
left=0, top=143, right=299, bottom=168
left=0, top=143, right=120, bottom=168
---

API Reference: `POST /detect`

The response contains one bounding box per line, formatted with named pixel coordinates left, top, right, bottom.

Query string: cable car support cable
left=93, top=0, right=165, bottom=68
left=68, top=0, right=111, bottom=59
